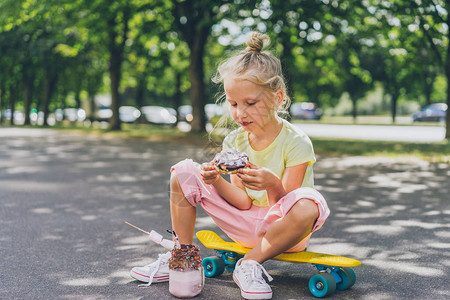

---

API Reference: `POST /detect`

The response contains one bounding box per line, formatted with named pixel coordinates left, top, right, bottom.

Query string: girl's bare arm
left=201, top=162, right=252, bottom=210
left=212, top=175, right=252, bottom=210
left=237, top=162, right=308, bottom=206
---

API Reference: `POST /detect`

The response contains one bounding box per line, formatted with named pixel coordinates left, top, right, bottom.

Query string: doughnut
left=213, top=148, right=248, bottom=174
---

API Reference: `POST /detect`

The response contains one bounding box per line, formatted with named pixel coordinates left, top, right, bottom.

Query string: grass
left=311, top=138, right=450, bottom=163
left=41, top=122, right=198, bottom=140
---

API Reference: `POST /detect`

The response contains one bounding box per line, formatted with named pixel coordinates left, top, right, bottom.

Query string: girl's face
left=224, top=78, right=282, bottom=133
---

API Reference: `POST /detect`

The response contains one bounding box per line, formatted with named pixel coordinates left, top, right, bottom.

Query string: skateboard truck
left=216, top=250, right=243, bottom=272
left=314, top=264, right=344, bottom=285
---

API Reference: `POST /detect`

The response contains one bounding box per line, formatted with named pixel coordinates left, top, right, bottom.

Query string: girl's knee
left=289, top=199, right=319, bottom=226
left=172, top=159, right=199, bottom=173
left=170, top=170, right=180, bottom=188
left=170, top=171, right=186, bottom=200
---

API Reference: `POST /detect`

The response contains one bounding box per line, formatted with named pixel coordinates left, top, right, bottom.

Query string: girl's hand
left=236, top=161, right=280, bottom=191
left=200, top=161, right=220, bottom=185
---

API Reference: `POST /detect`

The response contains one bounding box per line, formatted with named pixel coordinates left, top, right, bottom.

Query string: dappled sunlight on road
left=0, top=132, right=210, bottom=298
left=309, top=155, right=450, bottom=297
left=0, top=130, right=448, bottom=299
left=30, top=207, right=54, bottom=214
left=364, top=257, right=444, bottom=277
left=0, top=180, right=67, bottom=192
left=345, top=224, right=405, bottom=235
left=61, top=277, right=111, bottom=287
left=309, top=240, right=371, bottom=258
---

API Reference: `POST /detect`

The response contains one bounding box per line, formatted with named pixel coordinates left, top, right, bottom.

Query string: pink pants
left=171, top=159, right=330, bottom=252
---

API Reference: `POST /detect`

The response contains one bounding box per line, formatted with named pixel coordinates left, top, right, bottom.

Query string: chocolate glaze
left=214, top=148, right=248, bottom=172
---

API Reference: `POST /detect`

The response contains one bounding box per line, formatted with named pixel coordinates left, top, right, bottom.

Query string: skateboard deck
left=196, top=230, right=361, bottom=297
left=196, top=230, right=361, bottom=267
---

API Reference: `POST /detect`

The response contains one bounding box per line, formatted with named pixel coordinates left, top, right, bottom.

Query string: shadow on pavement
left=0, top=129, right=448, bottom=299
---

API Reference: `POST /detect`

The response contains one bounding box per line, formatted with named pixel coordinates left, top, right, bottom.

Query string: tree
left=171, top=0, right=213, bottom=133
left=412, top=0, right=450, bottom=138
left=123, top=3, right=183, bottom=110
left=388, top=0, right=449, bottom=137
left=0, top=28, right=21, bottom=125
left=262, top=0, right=373, bottom=114
left=0, top=0, right=81, bottom=126
left=171, top=0, right=257, bottom=133
left=73, top=0, right=136, bottom=130
left=329, top=1, right=374, bottom=120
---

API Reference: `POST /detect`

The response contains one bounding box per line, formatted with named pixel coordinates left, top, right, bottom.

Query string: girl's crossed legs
left=170, top=159, right=330, bottom=261
left=130, top=159, right=329, bottom=297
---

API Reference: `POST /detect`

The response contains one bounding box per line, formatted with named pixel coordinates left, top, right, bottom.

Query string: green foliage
left=0, top=0, right=448, bottom=133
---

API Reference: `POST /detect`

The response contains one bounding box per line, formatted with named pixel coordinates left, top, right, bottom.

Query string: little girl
left=130, top=32, right=330, bottom=299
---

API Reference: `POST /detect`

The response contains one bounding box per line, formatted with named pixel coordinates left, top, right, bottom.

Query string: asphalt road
left=0, top=128, right=449, bottom=299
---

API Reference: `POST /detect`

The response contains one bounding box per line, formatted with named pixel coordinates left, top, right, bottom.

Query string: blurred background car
left=29, top=109, right=43, bottom=125
left=205, top=103, right=224, bottom=120
left=95, top=106, right=143, bottom=123
left=177, top=104, right=224, bottom=123
left=96, top=107, right=113, bottom=122
left=54, top=109, right=65, bottom=122
left=178, top=105, right=193, bottom=122
left=64, top=108, right=86, bottom=122
left=119, top=106, right=141, bottom=123
left=290, top=102, right=322, bottom=120
left=141, top=106, right=177, bottom=125
left=2, top=109, right=25, bottom=124
left=412, top=103, right=447, bottom=122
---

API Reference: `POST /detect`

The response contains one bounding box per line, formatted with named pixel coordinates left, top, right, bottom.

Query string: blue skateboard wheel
left=309, top=273, right=337, bottom=298
left=202, top=256, right=225, bottom=277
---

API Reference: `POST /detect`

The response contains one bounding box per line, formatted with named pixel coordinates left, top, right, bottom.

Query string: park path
left=294, top=123, right=446, bottom=142
left=0, top=128, right=449, bottom=299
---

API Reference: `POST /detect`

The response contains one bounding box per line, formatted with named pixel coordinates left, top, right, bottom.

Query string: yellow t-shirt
left=222, top=119, right=316, bottom=207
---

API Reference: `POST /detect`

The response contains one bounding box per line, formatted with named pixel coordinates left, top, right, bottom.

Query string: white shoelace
left=139, top=252, right=170, bottom=287
left=244, top=261, right=273, bottom=287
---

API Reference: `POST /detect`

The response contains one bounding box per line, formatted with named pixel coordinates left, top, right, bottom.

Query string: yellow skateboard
left=196, top=230, right=361, bottom=298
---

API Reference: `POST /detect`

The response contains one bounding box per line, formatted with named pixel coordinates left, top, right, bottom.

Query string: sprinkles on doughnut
left=213, top=148, right=248, bottom=174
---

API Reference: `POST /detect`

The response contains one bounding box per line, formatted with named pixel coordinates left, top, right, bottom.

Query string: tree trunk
left=88, top=92, right=96, bottom=123
left=55, top=88, right=66, bottom=125
left=107, top=5, right=129, bottom=131
left=60, top=87, right=67, bottom=110
left=135, top=77, right=146, bottom=108
left=280, top=39, right=294, bottom=101
left=445, top=4, right=450, bottom=139
left=109, top=51, right=122, bottom=131
left=75, top=87, right=81, bottom=109
left=86, top=73, right=100, bottom=124
left=23, top=77, right=33, bottom=126
left=445, top=64, right=450, bottom=139
left=188, top=35, right=207, bottom=133
left=9, top=84, right=15, bottom=126
left=391, top=93, right=398, bottom=124
left=174, top=72, right=182, bottom=123
left=0, top=81, right=6, bottom=124
left=43, top=73, right=57, bottom=127
left=351, top=96, right=357, bottom=122
left=172, top=0, right=211, bottom=133
left=423, top=71, right=435, bottom=106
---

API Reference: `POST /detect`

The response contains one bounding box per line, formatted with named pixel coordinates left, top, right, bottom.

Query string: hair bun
left=246, top=32, right=269, bottom=53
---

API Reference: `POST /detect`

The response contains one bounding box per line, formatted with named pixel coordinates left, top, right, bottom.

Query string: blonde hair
left=212, top=32, right=291, bottom=119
